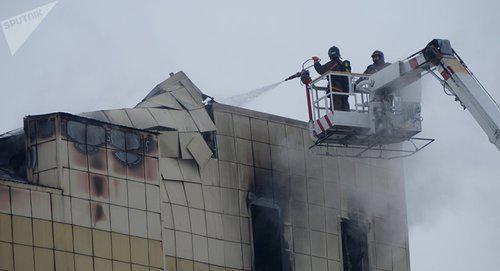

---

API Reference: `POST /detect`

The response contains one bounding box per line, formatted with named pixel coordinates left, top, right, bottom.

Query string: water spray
left=220, top=81, right=285, bottom=106
left=221, top=57, right=316, bottom=106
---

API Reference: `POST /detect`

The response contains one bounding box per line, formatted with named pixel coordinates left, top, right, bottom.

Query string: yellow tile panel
left=75, top=254, right=94, bottom=271
left=112, top=233, right=131, bottom=262
left=14, top=244, right=34, bottom=271
left=0, top=214, right=12, bottom=242
left=131, top=264, right=149, bottom=271
left=54, top=222, right=74, bottom=252
left=209, top=265, right=225, bottom=271
left=94, top=257, right=113, bottom=271
left=113, top=260, right=132, bottom=271
left=194, top=262, right=209, bottom=271
left=130, top=236, right=149, bottom=266
left=93, top=229, right=112, bottom=259
left=178, top=258, right=194, bottom=271
left=166, top=256, right=177, bottom=271
left=0, top=242, right=14, bottom=271
left=33, top=219, right=53, bottom=248
left=12, top=216, right=33, bottom=245
left=73, top=226, right=93, bottom=255
left=148, top=239, right=163, bottom=268
left=55, top=250, right=75, bottom=271
left=34, top=247, right=54, bottom=271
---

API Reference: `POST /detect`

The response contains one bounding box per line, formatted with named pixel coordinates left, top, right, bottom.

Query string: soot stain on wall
left=92, top=203, right=105, bottom=223
left=88, top=147, right=106, bottom=171
left=91, top=174, right=107, bottom=198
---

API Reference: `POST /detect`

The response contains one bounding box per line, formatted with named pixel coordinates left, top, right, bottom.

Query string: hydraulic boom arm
left=406, top=39, right=500, bottom=150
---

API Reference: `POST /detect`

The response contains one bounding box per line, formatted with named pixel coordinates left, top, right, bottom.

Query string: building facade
left=0, top=72, right=410, bottom=271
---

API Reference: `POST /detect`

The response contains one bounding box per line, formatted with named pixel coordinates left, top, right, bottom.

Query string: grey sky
left=1, top=0, right=500, bottom=270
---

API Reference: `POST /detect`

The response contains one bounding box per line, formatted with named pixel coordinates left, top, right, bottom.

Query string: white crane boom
left=401, top=39, right=500, bottom=150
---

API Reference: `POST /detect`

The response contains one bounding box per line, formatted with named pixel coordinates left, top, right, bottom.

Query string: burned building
left=0, top=71, right=409, bottom=271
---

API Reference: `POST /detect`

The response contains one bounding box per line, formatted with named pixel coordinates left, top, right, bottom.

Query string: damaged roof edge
left=57, top=112, right=160, bottom=134
left=143, top=71, right=204, bottom=102
left=0, top=128, right=23, bottom=138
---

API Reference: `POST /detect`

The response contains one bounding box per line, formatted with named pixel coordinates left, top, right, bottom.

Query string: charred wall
left=210, top=103, right=410, bottom=271
left=0, top=112, right=164, bottom=271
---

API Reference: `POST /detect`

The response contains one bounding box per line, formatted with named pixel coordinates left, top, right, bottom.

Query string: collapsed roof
left=0, top=71, right=217, bottom=183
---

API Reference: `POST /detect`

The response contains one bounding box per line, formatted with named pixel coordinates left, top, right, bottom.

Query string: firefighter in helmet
left=312, top=46, right=352, bottom=111
left=363, top=50, right=391, bottom=74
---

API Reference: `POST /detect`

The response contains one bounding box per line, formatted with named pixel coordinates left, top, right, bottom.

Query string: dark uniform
left=363, top=50, right=390, bottom=75
left=313, top=46, right=352, bottom=111
left=363, top=62, right=391, bottom=74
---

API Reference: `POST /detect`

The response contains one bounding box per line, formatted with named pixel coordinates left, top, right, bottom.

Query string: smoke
left=219, top=81, right=283, bottom=106
left=403, top=78, right=500, bottom=270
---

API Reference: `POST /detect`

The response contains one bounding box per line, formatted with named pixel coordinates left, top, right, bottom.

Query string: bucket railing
left=307, top=71, right=371, bottom=123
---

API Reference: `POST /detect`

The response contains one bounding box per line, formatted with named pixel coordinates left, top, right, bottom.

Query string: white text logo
left=1, top=1, right=58, bottom=55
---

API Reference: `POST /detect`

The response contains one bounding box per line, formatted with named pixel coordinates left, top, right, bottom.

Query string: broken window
left=0, top=129, right=27, bottom=180
left=144, top=134, right=158, bottom=156
left=202, top=104, right=217, bottom=157
left=341, top=218, right=369, bottom=271
left=109, top=129, right=126, bottom=150
left=37, top=117, right=55, bottom=141
left=28, top=120, right=37, bottom=145
left=250, top=203, right=285, bottom=271
left=125, top=132, right=143, bottom=152
left=67, top=120, right=86, bottom=144
left=87, top=124, right=106, bottom=147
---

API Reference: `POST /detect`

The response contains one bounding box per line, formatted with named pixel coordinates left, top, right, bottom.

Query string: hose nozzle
left=285, top=71, right=302, bottom=81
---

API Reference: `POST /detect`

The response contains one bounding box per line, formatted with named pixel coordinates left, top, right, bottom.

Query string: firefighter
left=312, top=46, right=351, bottom=111
left=363, top=50, right=391, bottom=74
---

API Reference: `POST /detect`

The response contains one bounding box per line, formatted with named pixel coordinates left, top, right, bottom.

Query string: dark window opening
left=37, top=117, right=55, bottom=140
left=202, top=131, right=217, bottom=158
left=341, top=218, right=369, bottom=271
left=202, top=104, right=217, bottom=157
left=87, top=124, right=106, bottom=147
left=144, top=134, right=158, bottom=156
left=125, top=132, right=142, bottom=152
left=109, top=129, right=126, bottom=150
left=67, top=120, right=86, bottom=144
left=0, top=130, right=27, bottom=180
left=28, top=120, right=37, bottom=145
left=250, top=203, right=284, bottom=271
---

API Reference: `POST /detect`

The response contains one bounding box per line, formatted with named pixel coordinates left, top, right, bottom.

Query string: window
left=203, top=104, right=217, bottom=157
left=341, top=218, right=369, bottom=271
left=250, top=203, right=284, bottom=271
